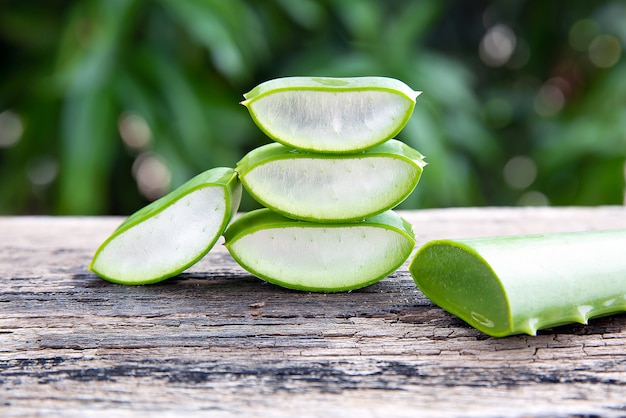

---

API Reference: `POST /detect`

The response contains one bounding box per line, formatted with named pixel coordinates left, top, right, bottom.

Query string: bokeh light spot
left=118, top=113, right=152, bottom=150
left=132, top=153, right=171, bottom=201
left=479, top=24, right=517, bottom=67
left=569, top=19, right=600, bottom=52
left=518, top=191, right=549, bottom=206
left=26, top=156, right=59, bottom=186
left=534, top=78, right=567, bottom=117
left=0, top=110, right=24, bottom=148
left=503, top=156, right=537, bottom=190
left=588, top=34, right=622, bottom=68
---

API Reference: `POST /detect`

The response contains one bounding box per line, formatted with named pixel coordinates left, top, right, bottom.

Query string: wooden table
left=2, top=207, right=626, bottom=417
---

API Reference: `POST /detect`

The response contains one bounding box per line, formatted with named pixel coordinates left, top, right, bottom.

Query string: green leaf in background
left=1, top=1, right=625, bottom=215
left=55, top=0, right=141, bottom=215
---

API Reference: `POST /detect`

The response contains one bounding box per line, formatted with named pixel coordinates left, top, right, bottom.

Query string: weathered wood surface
left=2, top=207, right=626, bottom=417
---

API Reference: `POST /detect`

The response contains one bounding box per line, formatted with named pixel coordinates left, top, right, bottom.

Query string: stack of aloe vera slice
left=89, top=76, right=626, bottom=337
left=90, top=76, right=425, bottom=292
left=226, top=77, right=425, bottom=291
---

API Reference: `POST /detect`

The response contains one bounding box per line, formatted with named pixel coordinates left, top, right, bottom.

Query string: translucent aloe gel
left=224, top=209, right=416, bottom=292
left=241, top=76, right=421, bottom=153
left=237, top=139, right=426, bottom=222
left=90, top=167, right=242, bottom=284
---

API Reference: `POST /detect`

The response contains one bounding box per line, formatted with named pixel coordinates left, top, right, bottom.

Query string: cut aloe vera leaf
left=90, top=167, right=242, bottom=285
left=409, top=229, right=626, bottom=337
left=237, top=139, right=426, bottom=222
left=241, top=76, right=421, bottom=153
left=224, top=208, right=416, bottom=292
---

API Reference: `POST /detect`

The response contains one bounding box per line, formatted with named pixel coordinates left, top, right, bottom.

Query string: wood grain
left=2, top=207, right=626, bottom=417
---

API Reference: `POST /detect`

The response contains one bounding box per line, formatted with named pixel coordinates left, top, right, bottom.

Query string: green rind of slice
left=90, top=167, right=242, bottom=285
left=224, top=208, right=416, bottom=292
left=236, top=139, right=426, bottom=222
left=241, top=76, right=421, bottom=153
left=409, top=229, right=626, bottom=337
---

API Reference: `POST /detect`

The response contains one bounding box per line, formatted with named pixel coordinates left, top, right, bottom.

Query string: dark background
left=1, top=0, right=625, bottom=215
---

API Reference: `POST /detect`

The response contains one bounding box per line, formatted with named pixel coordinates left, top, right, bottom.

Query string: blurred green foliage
left=1, top=0, right=625, bottom=215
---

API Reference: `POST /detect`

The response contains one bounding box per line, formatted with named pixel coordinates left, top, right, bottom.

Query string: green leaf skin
left=224, top=208, right=416, bottom=292
left=241, top=76, right=421, bottom=153
left=236, top=139, right=426, bottom=222
left=409, top=229, right=626, bottom=337
left=90, top=167, right=242, bottom=285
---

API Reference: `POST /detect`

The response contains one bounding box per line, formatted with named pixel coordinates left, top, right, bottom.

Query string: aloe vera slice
left=241, top=76, right=421, bottom=153
left=90, top=167, right=242, bottom=285
left=236, top=139, right=426, bottom=222
left=409, top=229, right=626, bottom=337
left=224, top=209, right=416, bottom=292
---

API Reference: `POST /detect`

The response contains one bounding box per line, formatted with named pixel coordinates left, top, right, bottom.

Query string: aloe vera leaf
left=409, top=229, right=626, bottom=337
left=241, top=76, right=421, bottom=153
left=224, top=208, right=416, bottom=292
left=236, top=139, right=426, bottom=222
left=90, top=167, right=242, bottom=285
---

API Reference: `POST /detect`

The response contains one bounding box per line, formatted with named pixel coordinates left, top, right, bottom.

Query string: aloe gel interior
left=237, top=139, right=426, bottom=222
left=409, top=229, right=626, bottom=337
left=90, top=167, right=242, bottom=285
left=241, top=76, right=421, bottom=153
left=224, top=209, right=416, bottom=292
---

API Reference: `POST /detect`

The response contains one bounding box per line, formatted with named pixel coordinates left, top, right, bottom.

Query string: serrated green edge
left=223, top=208, right=416, bottom=292
left=89, top=167, right=242, bottom=285
left=409, top=229, right=626, bottom=337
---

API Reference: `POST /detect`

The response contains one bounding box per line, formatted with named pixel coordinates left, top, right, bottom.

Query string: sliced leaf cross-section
left=90, top=167, right=242, bottom=284
left=242, top=76, right=421, bottom=153
left=224, top=208, right=416, bottom=292
left=237, top=139, right=426, bottom=222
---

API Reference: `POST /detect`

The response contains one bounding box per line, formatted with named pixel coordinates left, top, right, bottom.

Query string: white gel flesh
left=92, top=187, right=226, bottom=282
left=250, top=90, right=410, bottom=151
left=230, top=226, right=407, bottom=289
left=244, top=157, right=416, bottom=220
